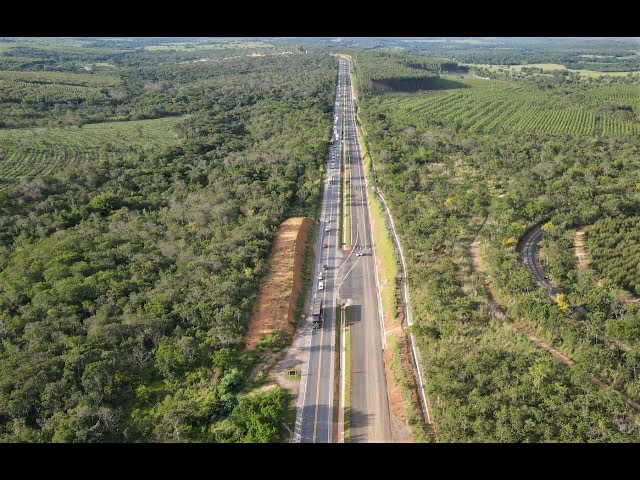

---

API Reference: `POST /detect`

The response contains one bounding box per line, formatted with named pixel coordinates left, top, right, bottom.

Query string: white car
left=356, top=252, right=363, bottom=257
left=318, top=281, right=324, bottom=290
left=325, top=227, right=330, bottom=232
left=318, top=272, right=323, bottom=280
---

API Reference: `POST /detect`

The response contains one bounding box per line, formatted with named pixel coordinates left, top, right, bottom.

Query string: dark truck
left=310, top=297, right=323, bottom=330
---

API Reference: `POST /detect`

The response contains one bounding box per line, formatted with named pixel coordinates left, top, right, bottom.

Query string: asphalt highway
left=340, top=58, right=392, bottom=442
left=297, top=61, right=345, bottom=443
left=519, top=224, right=557, bottom=295
left=297, top=57, right=391, bottom=443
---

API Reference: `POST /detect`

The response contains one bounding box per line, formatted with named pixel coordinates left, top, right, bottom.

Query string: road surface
left=295, top=60, right=345, bottom=443
left=340, top=57, right=392, bottom=442
left=519, top=223, right=557, bottom=295
left=519, top=223, right=589, bottom=317
left=295, top=57, right=391, bottom=443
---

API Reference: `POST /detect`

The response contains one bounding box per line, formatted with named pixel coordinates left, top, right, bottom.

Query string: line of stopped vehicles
left=309, top=76, right=364, bottom=331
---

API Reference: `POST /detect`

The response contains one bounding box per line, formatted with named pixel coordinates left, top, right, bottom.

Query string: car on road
left=322, top=243, right=328, bottom=248
left=318, top=272, right=323, bottom=280
left=323, top=264, right=328, bottom=270
left=326, top=218, right=330, bottom=223
left=318, top=281, right=324, bottom=290
left=325, top=227, right=330, bottom=232
left=356, top=252, right=362, bottom=257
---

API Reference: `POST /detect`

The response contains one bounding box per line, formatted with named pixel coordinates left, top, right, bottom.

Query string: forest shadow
left=427, top=77, right=470, bottom=91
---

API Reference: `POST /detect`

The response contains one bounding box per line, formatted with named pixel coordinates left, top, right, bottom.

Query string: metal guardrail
left=348, top=60, right=433, bottom=432
left=374, top=188, right=433, bottom=428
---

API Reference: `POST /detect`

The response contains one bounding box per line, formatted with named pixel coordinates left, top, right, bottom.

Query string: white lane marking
left=346, top=62, right=387, bottom=351
left=294, top=325, right=314, bottom=442
left=336, top=225, right=358, bottom=271
left=312, top=318, right=324, bottom=442
left=295, top=62, right=345, bottom=442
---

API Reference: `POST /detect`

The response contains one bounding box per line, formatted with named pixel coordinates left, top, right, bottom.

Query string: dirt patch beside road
left=244, top=217, right=312, bottom=351
left=574, top=229, right=589, bottom=270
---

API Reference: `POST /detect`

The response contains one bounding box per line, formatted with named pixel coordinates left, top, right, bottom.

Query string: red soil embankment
left=244, top=217, right=311, bottom=351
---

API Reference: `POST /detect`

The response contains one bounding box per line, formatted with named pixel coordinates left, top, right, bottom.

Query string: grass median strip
left=333, top=303, right=341, bottom=442
left=344, top=305, right=352, bottom=443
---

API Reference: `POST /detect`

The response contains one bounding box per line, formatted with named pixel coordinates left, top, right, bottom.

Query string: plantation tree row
left=585, top=215, right=640, bottom=296
left=0, top=117, right=183, bottom=190
left=352, top=51, right=448, bottom=93
left=369, top=78, right=639, bottom=136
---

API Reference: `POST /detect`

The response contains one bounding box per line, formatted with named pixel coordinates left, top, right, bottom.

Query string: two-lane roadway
left=296, top=63, right=345, bottom=443
left=339, top=57, right=392, bottom=442
left=295, top=56, right=391, bottom=443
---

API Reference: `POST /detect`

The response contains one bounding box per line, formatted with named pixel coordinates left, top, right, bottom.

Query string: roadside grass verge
left=355, top=110, right=397, bottom=326
left=341, top=109, right=351, bottom=248
left=281, top=388, right=297, bottom=442
left=388, top=333, right=430, bottom=442
left=364, top=183, right=398, bottom=326
left=345, top=154, right=351, bottom=248
left=338, top=153, right=344, bottom=248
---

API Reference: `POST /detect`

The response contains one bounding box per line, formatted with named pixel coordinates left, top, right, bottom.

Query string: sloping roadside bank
left=346, top=55, right=433, bottom=442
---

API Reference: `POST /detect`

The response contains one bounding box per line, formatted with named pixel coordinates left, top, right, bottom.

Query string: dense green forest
left=400, top=39, right=640, bottom=72
left=351, top=52, right=455, bottom=93
left=0, top=38, right=309, bottom=128
left=0, top=42, right=336, bottom=442
left=353, top=51, right=640, bottom=441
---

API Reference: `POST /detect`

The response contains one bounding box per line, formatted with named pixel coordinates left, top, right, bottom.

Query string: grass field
left=145, top=41, right=274, bottom=52
left=467, top=63, right=640, bottom=79
left=0, top=116, right=184, bottom=189
left=377, top=78, right=639, bottom=136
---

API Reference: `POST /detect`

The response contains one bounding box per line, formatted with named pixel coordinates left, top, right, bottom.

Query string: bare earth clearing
left=244, top=217, right=311, bottom=351
left=574, top=229, right=590, bottom=270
